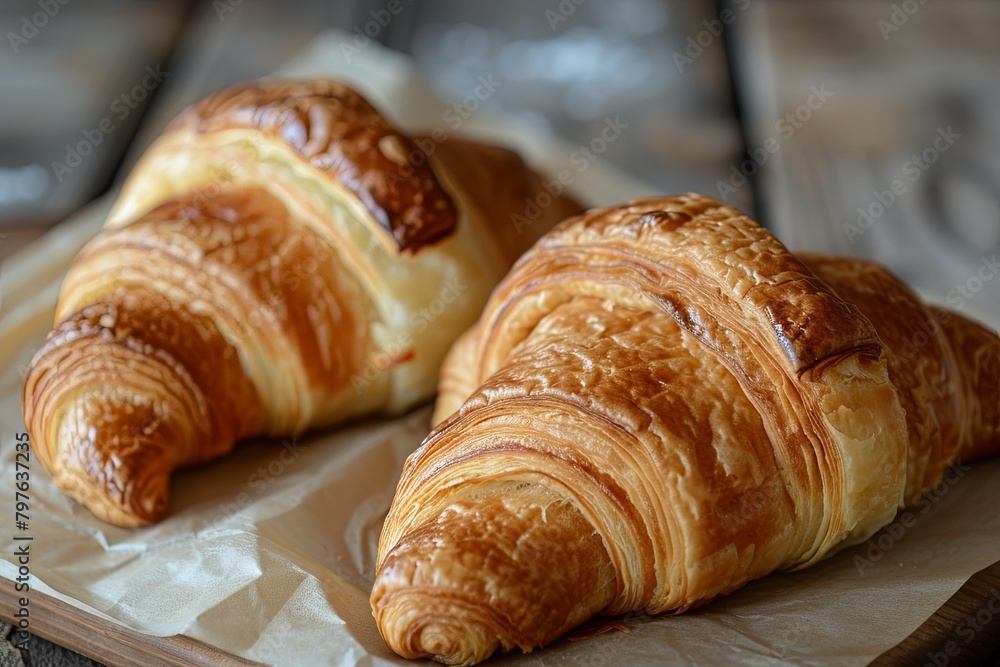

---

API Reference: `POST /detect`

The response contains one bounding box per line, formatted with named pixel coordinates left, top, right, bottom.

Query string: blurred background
left=2, top=0, right=999, bottom=317
left=0, top=0, right=998, bottom=664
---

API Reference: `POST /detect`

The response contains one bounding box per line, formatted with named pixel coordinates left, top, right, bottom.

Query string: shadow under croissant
left=162, top=404, right=433, bottom=523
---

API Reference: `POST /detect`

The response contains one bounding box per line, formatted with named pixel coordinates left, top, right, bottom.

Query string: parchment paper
left=1, top=31, right=998, bottom=667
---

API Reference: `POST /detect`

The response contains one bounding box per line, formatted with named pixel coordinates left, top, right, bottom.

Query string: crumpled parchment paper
left=1, top=30, right=998, bottom=667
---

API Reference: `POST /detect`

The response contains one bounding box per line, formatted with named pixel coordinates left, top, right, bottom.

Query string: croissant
left=22, top=79, right=582, bottom=527
left=371, top=194, right=999, bottom=665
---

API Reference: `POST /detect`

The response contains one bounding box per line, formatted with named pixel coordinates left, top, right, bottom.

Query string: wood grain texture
left=871, top=559, right=1000, bottom=667
left=0, top=583, right=262, bottom=667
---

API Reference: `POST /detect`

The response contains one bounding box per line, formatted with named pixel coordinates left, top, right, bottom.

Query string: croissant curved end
left=372, top=585, right=502, bottom=666
left=22, top=287, right=256, bottom=527
left=373, top=485, right=617, bottom=664
left=25, top=373, right=178, bottom=527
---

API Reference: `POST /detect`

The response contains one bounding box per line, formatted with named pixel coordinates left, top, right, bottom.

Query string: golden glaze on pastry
left=22, top=80, right=582, bottom=526
left=372, top=194, right=1000, bottom=665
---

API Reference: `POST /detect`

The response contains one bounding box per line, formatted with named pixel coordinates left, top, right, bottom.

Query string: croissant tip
left=372, top=601, right=504, bottom=666
left=371, top=547, right=507, bottom=665
left=413, top=622, right=496, bottom=666
left=53, top=466, right=168, bottom=528
left=372, top=485, right=617, bottom=665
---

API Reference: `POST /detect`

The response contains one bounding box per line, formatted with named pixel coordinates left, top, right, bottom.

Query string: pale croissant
left=372, top=194, right=999, bottom=665
left=22, top=80, right=582, bottom=526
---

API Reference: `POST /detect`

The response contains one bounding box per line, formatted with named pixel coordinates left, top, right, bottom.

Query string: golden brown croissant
left=371, top=194, right=999, bottom=665
left=22, top=79, right=582, bottom=527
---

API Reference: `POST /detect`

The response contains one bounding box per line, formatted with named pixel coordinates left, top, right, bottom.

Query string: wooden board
left=0, top=583, right=262, bottom=667
left=871, top=559, right=1000, bottom=666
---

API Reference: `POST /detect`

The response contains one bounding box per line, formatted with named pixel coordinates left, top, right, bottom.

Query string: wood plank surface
left=0, top=583, right=262, bottom=667
left=871, top=559, right=1000, bottom=666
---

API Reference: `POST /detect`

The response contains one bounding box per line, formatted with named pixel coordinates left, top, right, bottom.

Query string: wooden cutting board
left=871, top=559, right=1000, bottom=666
left=0, top=584, right=262, bottom=667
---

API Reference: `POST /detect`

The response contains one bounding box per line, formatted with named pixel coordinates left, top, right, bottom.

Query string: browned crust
left=459, top=194, right=887, bottom=431
left=799, top=254, right=964, bottom=503
left=167, top=79, right=457, bottom=252
left=372, top=484, right=615, bottom=664
left=801, top=254, right=999, bottom=492
left=374, top=195, right=913, bottom=663
left=127, top=187, right=370, bottom=395
left=22, top=187, right=369, bottom=526
left=22, top=284, right=263, bottom=526
left=931, top=307, right=1000, bottom=462
left=374, top=194, right=1000, bottom=664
